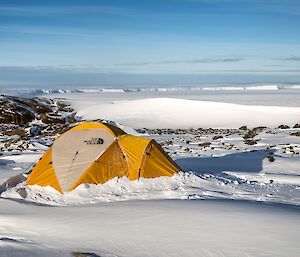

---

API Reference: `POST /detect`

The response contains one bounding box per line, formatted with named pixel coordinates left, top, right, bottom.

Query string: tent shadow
left=175, top=149, right=276, bottom=175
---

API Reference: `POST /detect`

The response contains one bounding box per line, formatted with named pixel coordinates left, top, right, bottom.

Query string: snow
left=245, top=85, right=279, bottom=90
left=202, top=86, right=245, bottom=90
left=1, top=125, right=299, bottom=207
left=0, top=153, right=42, bottom=164
left=75, top=98, right=300, bottom=129
left=1, top=90, right=300, bottom=256
left=0, top=198, right=299, bottom=257
left=0, top=159, right=19, bottom=183
left=202, top=85, right=279, bottom=91
left=2, top=168, right=299, bottom=206
left=285, top=84, right=300, bottom=89
left=105, top=120, right=140, bottom=135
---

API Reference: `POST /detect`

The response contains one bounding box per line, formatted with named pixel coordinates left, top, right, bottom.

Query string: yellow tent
left=27, top=122, right=181, bottom=193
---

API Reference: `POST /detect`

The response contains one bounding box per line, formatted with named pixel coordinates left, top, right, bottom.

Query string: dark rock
left=29, top=126, right=42, bottom=136
left=0, top=95, right=75, bottom=126
left=11, top=96, right=52, bottom=114
left=3, top=128, right=27, bottom=137
left=267, top=156, right=275, bottom=162
left=212, top=135, right=223, bottom=140
left=252, top=126, right=267, bottom=132
left=243, top=130, right=257, bottom=139
left=239, top=126, right=247, bottom=130
left=278, top=124, right=290, bottom=129
left=290, top=131, right=300, bottom=137
left=293, top=124, right=300, bottom=128
left=243, top=126, right=266, bottom=139
left=244, top=139, right=258, bottom=145
left=57, top=100, right=74, bottom=112
left=198, top=142, right=211, bottom=147
left=39, top=113, right=65, bottom=124
left=0, top=174, right=27, bottom=194
left=0, top=96, right=35, bottom=125
left=17, top=188, right=27, bottom=198
left=72, top=252, right=101, bottom=257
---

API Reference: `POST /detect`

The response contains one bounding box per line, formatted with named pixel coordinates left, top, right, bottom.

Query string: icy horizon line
left=1, top=83, right=300, bottom=95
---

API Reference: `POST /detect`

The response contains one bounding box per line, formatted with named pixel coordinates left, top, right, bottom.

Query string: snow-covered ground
left=1, top=199, right=299, bottom=257
left=43, top=89, right=300, bottom=128
left=1, top=90, right=300, bottom=256
left=75, top=97, right=300, bottom=128
left=2, top=125, right=300, bottom=206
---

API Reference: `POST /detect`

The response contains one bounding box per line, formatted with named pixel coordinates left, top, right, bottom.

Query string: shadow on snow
left=175, top=149, right=276, bottom=175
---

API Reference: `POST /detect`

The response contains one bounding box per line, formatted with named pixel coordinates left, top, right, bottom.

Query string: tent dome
left=27, top=122, right=181, bottom=193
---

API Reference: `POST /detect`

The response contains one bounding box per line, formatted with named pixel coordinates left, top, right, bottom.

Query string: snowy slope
left=75, top=98, right=300, bottom=129
left=2, top=170, right=299, bottom=206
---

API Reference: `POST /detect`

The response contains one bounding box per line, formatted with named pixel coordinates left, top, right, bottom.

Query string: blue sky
left=0, top=0, right=300, bottom=86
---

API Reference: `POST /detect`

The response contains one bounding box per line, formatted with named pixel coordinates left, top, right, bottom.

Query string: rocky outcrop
left=278, top=124, right=290, bottom=129
left=0, top=96, right=35, bottom=125
left=0, top=95, right=75, bottom=125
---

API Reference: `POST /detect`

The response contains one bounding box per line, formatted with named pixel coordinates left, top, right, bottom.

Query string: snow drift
left=76, top=98, right=300, bottom=129
left=0, top=198, right=299, bottom=257
left=2, top=171, right=300, bottom=206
